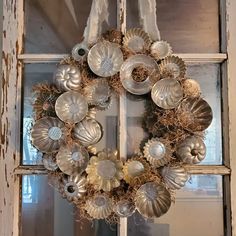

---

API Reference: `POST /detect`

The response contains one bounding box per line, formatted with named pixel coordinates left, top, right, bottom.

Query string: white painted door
left=1, top=1, right=236, bottom=236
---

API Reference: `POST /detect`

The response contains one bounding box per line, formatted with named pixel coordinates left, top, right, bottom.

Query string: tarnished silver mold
left=42, top=153, right=58, bottom=171
left=143, top=138, right=172, bottom=167
left=85, top=194, right=113, bottom=219
left=135, top=182, right=171, bottom=218
left=120, top=54, right=160, bottom=95
left=71, top=42, right=89, bottom=61
left=159, top=56, right=186, bottom=79
left=73, top=117, right=103, bottom=146
left=31, top=117, right=65, bottom=153
left=151, top=41, right=172, bottom=60
left=176, top=136, right=206, bottom=164
left=55, top=91, right=88, bottom=124
left=56, top=143, right=89, bottom=175
left=54, top=65, right=81, bottom=91
left=151, top=78, right=183, bottom=109
left=84, top=79, right=111, bottom=105
left=88, top=41, right=123, bottom=77
left=114, top=200, right=136, bottom=217
left=161, top=165, right=188, bottom=190
left=60, top=175, right=87, bottom=202
left=178, top=97, right=213, bottom=131
left=123, top=28, right=152, bottom=53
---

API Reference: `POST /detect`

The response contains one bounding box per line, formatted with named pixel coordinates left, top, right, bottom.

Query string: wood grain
left=226, top=0, right=236, bottom=235
left=0, top=0, right=24, bottom=235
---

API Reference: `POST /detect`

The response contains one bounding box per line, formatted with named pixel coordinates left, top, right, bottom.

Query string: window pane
left=126, top=64, right=222, bottom=164
left=23, top=64, right=56, bottom=165
left=24, top=0, right=117, bottom=53
left=127, top=175, right=224, bottom=236
left=22, top=64, right=118, bottom=165
left=127, top=0, right=220, bottom=53
left=186, top=64, right=222, bottom=164
left=21, top=175, right=117, bottom=236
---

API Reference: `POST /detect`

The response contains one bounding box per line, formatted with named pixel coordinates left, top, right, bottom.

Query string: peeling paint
left=0, top=1, right=24, bottom=235
left=4, top=164, right=9, bottom=188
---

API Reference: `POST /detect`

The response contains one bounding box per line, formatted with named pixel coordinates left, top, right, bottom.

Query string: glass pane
left=186, top=64, right=222, bottom=164
left=23, top=64, right=56, bottom=165
left=127, top=175, right=224, bottom=236
left=126, top=64, right=222, bottom=164
left=127, top=0, right=219, bottom=53
left=24, top=0, right=117, bottom=53
left=21, top=175, right=117, bottom=236
left=22, top=64, right=118, bottom=165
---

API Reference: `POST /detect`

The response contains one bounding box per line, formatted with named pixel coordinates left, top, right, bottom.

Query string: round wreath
left=31, top=28, right=213, bottom=222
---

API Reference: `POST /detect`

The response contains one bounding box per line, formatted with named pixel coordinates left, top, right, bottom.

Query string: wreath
left=30, top=28, right=213, bottom=223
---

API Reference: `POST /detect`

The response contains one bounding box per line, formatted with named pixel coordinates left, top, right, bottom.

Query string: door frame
left=0, top=0, right=236, bottom=235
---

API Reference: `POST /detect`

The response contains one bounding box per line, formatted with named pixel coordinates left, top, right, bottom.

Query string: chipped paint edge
left=0, top=0, right=24, bottom=235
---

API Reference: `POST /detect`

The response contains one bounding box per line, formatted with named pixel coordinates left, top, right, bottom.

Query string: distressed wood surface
left=117, top=1, right=128, bottom=236
left=0, top=0, right=24, bottom=235
left=14, top=166, right=48, bottom=175
left=13, top=164, right=231, bottom=175
left=185, top=165, right=230, bottom=175
left=226, top=0, right=236, bottom=235
left=18, top=53, right=227, bottom=63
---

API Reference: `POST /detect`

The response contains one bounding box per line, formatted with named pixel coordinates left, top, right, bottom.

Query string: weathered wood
left=224, top=175, right=232, bottom=236
left=117, top=1, right=128, bottom=236
left=13, top=164, right=231, bottom=175
left=0, top=0, right=24, bottom=236
left=18, top=53, right=227, bottom=63
left=14, top=166, right=48, bottom=175
left=185, top=165, right=230, bottom=175
left=226, top=0, right=236, bottom=235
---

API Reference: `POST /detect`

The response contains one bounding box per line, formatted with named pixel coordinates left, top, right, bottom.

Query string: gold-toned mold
left=176, top=135, right=206, bottom=164
left=161, top=165, right=188, bottom=190
left=159, top=56, right=186, bottom=79
left=177, top=97, right=213, bottom=131
left=135, top=182, right=171, bottom=218
left=151, top=41, right=172, bottom=60
left=123, top=28, right=152, bottom=53
left=151, top=78, right=183, bottom=109
left=86, top=150, right=123, bottom=191
left=114, top=200, right=135, bottom=217
left=123, top=158, right=149, bottom=185
left=31, top=117, right=66, bottom=153
left=88, top=41, right=123, bottom=77
left=85, top=194, right=113, bottom=219
left=143, top=138, right=172, bottom=167
left=60, top=174, right=87, bottom=202
left=55, top=91, right=88, bottom=124
left=56, top=143, right=89, bottom=175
